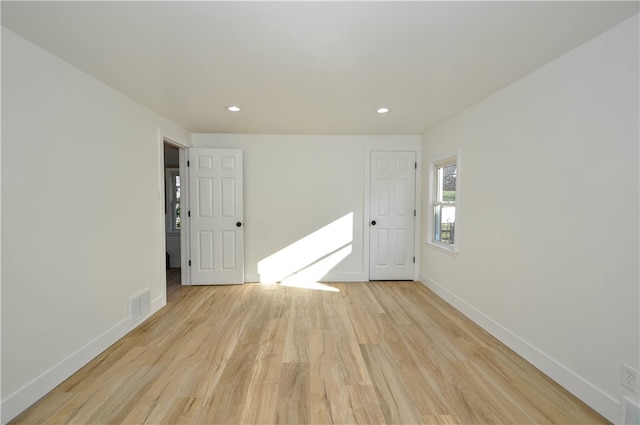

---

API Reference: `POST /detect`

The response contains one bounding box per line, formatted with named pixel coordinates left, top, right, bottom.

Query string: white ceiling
left=2, top=1, right=638, bottom=135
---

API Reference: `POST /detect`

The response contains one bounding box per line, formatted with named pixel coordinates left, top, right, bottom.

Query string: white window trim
left=427, top=149, right=461, bottom=255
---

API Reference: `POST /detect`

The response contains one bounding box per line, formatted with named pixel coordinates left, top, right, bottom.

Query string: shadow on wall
left=257, top=212, right=354, bottom=292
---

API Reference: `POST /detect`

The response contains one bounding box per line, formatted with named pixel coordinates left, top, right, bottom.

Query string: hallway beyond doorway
left=166, top=268, right=181, bottom=298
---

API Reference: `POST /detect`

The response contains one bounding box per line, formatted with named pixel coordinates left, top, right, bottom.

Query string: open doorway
left=164, top=143, right=182, bottom=296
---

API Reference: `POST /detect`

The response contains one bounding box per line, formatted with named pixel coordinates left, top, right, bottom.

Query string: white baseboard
left=244, top=271, right=367, bottom=284
left=1, top=298, right=166, bottom=425
left=419, top=273, right=620, bottom=423
left=322, top=271, right=367, bottom=282
left=151, top=294, right=167, bottom=317
left=244, top=272, right=260, bottom=283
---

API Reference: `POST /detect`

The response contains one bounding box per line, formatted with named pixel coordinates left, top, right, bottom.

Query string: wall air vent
left=621, top=396, right=640, bottom=425
left=129, top=290, right=150, bottom=324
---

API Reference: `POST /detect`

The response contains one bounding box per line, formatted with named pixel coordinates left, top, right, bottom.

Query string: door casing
left=157, top=130, right=190, bottom=299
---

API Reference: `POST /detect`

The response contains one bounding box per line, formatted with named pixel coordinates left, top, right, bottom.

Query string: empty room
left=1, top=2, right=638, bottom=424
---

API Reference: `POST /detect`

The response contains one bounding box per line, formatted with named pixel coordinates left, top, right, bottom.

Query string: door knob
left=236, top=222, right=242, bottom=227
left=371, top=220, right=376, bottom=226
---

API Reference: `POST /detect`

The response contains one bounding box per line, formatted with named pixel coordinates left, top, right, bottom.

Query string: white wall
left=420, top=16, right=639, bottom=422
left=3, top=12, right=636, bottom=424
left=1, top=28, right=190, bottom=424
left=192, top=134, right=421, bottom=283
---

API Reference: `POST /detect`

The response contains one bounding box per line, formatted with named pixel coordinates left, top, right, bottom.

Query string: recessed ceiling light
left=377, top=107, right=390, bottom=114
left=227, top=105, right=241, bottom=112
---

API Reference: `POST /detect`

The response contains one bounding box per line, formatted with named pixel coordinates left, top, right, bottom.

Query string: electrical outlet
left=621, top=364, right=639, bottom=392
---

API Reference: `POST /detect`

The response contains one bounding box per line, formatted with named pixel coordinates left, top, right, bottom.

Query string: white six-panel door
left=189, top=149, right=244, bottom=285
left=369, top=151, right=416, bottom=280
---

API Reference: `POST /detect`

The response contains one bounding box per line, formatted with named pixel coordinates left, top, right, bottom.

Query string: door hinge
left=188, top=210, right=191, bottom=217
left=187, top=160, right=190, bottom=167
left=415, top=162, right=417, bottom=169
left=413, top=257, right=415, bottom=263
left=414, top=210, right=416, bottom=217
left=188, top=260, right=191, bottom=266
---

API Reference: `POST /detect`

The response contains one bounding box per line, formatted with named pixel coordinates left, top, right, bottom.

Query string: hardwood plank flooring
left=10, top=282, right=609, bottom=424
left=166, top=268, right=181, bottom=298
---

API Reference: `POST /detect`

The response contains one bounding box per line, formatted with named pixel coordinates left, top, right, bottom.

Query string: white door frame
left=364, top=145, right=421, bottom=281
left=178, top=146, right=190, bottom=285
left=157, top=129, right=191, bottom=303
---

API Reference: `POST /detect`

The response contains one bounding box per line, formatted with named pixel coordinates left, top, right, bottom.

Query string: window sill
left=426, top=241, right=459, bottom=256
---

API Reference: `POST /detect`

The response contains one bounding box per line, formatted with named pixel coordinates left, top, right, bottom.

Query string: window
left=429, top=151, right=460, bottom=252
left=165, top=169, right=181, bottom=232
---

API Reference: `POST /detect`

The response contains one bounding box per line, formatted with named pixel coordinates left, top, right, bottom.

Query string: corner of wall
left=0, top=300, right=166, bottom=425
left=418, top=273, right=621, bottom=422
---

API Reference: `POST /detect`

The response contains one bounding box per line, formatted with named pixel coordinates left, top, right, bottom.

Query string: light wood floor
left=166, top=268, right=181, bottom=298
left=11, top=281, right=609, bottom=425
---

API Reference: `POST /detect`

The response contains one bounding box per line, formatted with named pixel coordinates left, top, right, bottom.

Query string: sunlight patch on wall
left=280, top=244, right=352, bottom=292
left=258, top=212, right=353, bottom=285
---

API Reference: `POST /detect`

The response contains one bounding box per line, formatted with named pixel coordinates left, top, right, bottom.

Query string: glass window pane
left=432, top=155, right=458, bottom=247
left=435, top=205, right=455, bottom=245
left=175, top=203, right=181, bottom=229
left=173, top=173, right=181, bottom=231
left=434, top=204, right=441, bottom=241
left=442, top=164, right=456, bottom=201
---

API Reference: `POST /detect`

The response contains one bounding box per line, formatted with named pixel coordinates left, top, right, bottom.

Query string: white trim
left=418, top=273, right=621, bottom=423
left=244, top=272, right=367, bottom=284
left=434, top=156, right=457, bottom=168
left=244, top=272, right=261, bottom=283
left=158, top=129, right=191, bottom=287
left=364, top=145, right=421, bottom=281
left=320, top=271, right=368, bottom=282
left=426, top=242, right=459, bottom=256
left=363, top=147, right=371, bottom=280
left=414, top=153, right=422, bottom=280
left=161, top=132, right=191, bottom=150
left=150, top=293, right=166, bottom=315
left=179, top=148, right=190, bottom=285
left=0, top=301, right=163, bottom=425
left=156, top=133, right=168, bottom=305
left=426, top=149, right=461, bottom=255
